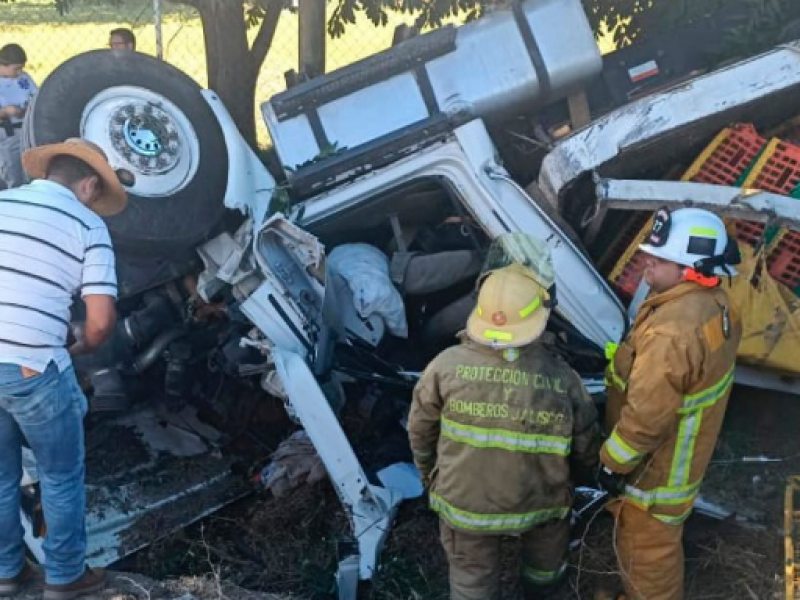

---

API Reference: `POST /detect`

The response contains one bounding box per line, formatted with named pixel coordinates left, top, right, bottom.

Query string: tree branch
left=250, top=0, right=283, bottom=72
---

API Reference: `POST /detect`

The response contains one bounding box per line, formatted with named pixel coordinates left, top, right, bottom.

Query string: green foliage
left=581, top=0, right=797, bottom=55
left=268, top=185, right=293, bottom=216
left=326, top=0, right=798, bottom=62
left=328, top=0, right=499, bottom=38
left=245, top=0, right=296, bottom=30
left=268, top=143, right=349, bottom=216
left=0, top=0, right=76, bottom=15
left=716, top=0, right=799, bottom=60
left=289, top=141, right=348, bottom=171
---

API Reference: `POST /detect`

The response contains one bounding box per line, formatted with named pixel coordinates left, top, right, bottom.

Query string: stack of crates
left=607, top=124, right=768, bottom=300
left=770, top=234, right=800, bottom=295
left=740, top=139, right=800, bottom=294
left=608, top=123, right=800, bottom=299
left=682, top=124, right=767, bottom=186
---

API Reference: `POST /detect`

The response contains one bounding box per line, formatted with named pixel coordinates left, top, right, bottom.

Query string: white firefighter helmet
left=639, top=208, right=739, bottom=277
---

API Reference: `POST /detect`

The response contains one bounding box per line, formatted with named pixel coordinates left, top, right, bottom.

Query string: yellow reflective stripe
left=430, top=493, right=569, bottom=532
left=653, top=508, right=693, bottom=525
left=624, top=480, right=701, bottom=509
left=441, top=417, right=571, bottom=456
left=484, top=330, right=513, bottom=342
left=669, top=409, right=703, bottom=487
left=604, top=429, right=644, bottom=467
left=605, top=361, right=627, bottom=392
left=689, top=226, right=718, bottom=237
left=522, top=563, right=567, bottom=584
left=680, top=367, right=734, bottom=413
left=519, top=295, right=542, bottom=318
left=667, top=369, right=734, bottom=488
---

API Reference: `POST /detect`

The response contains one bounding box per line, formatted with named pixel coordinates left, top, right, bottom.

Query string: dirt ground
left=12, top=570, right=293, bottom=600
left=120, top=384, right=792, bottom=600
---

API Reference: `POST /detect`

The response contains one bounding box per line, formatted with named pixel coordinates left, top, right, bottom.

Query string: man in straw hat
left=0, top=138, right=126, bottom=599
left=408, top=235, right=599, bottom=600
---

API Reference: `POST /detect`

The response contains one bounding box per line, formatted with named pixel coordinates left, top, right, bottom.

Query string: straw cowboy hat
left=466, top=263, right=552, bottom=349
left=22, top=138, right=128, bottom=216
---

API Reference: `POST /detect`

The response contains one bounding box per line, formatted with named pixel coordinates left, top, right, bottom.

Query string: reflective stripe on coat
left=409, top=336, right=600, bottom=535
left=600, top=282, right=742, bottom=524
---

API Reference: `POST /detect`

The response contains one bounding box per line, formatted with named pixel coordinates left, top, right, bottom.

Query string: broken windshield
left=481, top=233, right=555, bottom=291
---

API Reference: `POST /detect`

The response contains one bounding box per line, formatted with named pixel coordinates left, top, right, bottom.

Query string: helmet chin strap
left=683, top=267, right=720, bottom=288
left=691, top=237, right=741, bottom=285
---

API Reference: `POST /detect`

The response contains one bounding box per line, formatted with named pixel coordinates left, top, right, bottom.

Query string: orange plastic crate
left=733, top=220, right=767, bottom=248
left=743, top=139, right=800, bottom=195
left=768, top=231, right=800, bottom=293
left=607, top=126, right=800, bottom=301
left=683, top=124, right=768, bottom=250
left=683, top=124, right=766, bottom=186
left=610, top=251, right=648, bottom=300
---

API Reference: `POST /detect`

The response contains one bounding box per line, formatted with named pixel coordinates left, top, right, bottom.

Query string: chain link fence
left=2, top=0, right=411, bottom=145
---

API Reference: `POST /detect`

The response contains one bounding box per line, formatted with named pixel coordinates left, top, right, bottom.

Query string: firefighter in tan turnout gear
left=408, top=235, right=600, bottom=600
left=598, top=208, right=743, bottom=600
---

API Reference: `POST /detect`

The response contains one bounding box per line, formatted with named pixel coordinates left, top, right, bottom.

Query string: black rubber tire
left=24, top=50, right=229, bottom=254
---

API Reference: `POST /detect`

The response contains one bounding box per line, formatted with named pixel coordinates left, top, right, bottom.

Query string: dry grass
left=130, top=485, right=785, bottom=600
left=685, top=527, right=783, bottom=600
left=127, top=390, right=792, bottom=599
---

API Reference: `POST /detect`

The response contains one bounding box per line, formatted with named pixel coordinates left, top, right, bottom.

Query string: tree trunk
left=196, top=0, right=258, bottom=146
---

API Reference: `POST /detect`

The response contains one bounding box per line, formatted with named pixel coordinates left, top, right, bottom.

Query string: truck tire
left=24, top=50, right=229, bottom=254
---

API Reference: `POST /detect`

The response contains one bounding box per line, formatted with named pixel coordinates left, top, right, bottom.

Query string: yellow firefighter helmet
left=467, top=263, right=552, bottom=348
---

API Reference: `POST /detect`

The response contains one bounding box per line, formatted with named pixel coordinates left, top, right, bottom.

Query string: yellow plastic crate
left=785, top=476, right=800, bottom=600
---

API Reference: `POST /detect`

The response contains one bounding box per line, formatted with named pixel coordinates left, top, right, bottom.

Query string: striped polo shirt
left=0, top=179, right=117, bottom=372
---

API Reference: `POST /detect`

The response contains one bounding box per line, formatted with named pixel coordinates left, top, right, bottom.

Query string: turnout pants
left=439, top=518, right=569, bottom=600
left=611, top=501, right=685, bottom=600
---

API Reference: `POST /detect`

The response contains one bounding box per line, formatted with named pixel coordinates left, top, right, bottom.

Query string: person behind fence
left=109, top=28, right=136, bottom=51
left=0, top=44, right=37, bottom=190
left=597, top=208, right=742, bottom=600
left=0, top=138, right=126, bottom=600
left=408, top=234, right=600, bottom=600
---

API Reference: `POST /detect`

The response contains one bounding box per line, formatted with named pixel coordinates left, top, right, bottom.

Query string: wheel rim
left=81, top=86, right=201, bottom=198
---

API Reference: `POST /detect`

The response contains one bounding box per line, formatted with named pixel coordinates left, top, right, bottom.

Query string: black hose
left=132, top=327, right=186, bottom=374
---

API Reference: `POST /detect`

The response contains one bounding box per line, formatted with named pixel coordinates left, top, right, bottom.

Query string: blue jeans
left=0, top=362, right=88, bottom=585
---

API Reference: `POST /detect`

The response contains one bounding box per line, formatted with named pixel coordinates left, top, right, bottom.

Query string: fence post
left=299, top=0, right=325, bottom=77
left=153, top=0, right=164, bottom=59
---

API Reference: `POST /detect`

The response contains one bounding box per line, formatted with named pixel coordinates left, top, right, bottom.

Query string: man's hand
left=597, top=465, right=627, bottom=497
left=68, top=340, right=89, bottom=357
left=420, top=471, right=432, bottom=491
left=1, top=105, right=23, bottom=119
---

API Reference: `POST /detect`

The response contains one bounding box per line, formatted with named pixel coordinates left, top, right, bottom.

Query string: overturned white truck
left=17, top=0, right=800, bottom=597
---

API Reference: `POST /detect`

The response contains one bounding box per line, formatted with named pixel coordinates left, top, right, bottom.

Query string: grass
left=0, top=0, right=421, bottom=145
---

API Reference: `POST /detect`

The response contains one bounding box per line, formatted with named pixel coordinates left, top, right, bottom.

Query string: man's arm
left=69, top=295, right=116, bottom=356
left=408, top=359, right=445, bottom=485
left=72, top=226, right=118, bottom=355
left=600, top=332, right=695, bottom=474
